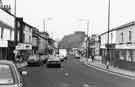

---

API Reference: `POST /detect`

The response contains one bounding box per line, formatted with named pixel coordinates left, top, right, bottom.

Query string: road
left=23, top=56, right=135, bottom=87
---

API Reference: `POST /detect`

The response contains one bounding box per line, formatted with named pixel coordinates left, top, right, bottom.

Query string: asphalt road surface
left=23, top=56, right=135, bottom=87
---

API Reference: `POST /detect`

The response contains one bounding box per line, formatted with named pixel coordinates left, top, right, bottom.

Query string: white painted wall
left=23, top=26, right=32, bottom=44
left=116, top=25, right=135, bottom=44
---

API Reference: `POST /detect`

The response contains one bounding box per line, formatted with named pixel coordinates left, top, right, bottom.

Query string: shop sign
left=116, top=44, right=135, bottom=49
left=16, top=43, right=32, bottom=50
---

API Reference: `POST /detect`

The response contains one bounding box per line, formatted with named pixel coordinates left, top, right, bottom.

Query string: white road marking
left=85, top=62, right=135, bottom=80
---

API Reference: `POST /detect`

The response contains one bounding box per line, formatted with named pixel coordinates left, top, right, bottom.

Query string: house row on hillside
left=0, top=7, right=55, bottom=61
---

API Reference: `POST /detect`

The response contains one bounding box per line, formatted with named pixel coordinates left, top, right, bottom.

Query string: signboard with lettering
left=16, top=43, right=32, bottom=50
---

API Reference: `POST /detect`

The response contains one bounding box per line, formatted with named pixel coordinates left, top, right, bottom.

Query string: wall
left=0, top=9, right=15, bottom=43
left=116, top=25, right=135, bottom=44
left=23, top=24, right=32, bottom=44
left=100, top=30, right=116, bottom=48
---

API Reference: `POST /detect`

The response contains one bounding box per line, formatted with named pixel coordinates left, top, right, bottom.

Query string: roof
left=0, top=20, right=14, bottom=29
left=100, top=21, right=135, bottom=36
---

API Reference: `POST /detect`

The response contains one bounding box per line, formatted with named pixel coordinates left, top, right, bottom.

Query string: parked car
left=40, top=54, right=49, bottom=63
left=0, top=60, right=27, bottom=87
left=28, top=54, right=42, bottom=66
left=58, top=54, right=65, bottom=62
left=46, top=55, right=61, bottom=67
left=75, top=53, right=80, bottom=59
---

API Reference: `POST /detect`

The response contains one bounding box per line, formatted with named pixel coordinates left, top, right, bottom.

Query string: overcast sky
left=3, top=0, right=135, bottom=40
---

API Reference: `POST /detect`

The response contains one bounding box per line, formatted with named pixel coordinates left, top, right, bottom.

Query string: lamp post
left=14, top=0, right=17, bottom=45
left=43, top=17, right=52, bottom=54
left=13, top=0, right=17, bottom=61
left=79, top=19, right=90, bottom=58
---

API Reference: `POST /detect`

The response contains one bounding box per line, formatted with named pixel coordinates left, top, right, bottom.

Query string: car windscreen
left=0, top=64, right=14, bottom=85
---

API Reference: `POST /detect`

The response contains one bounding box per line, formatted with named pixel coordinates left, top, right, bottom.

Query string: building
left=115, top=21, right=135, bottom=62
left=15, top=18, right=33, bottom=60
left=0, top=8, right=15, bottom=60
left=99, top=21, right=135, bottom=66
left=32, top=27, right=40, bottom=54
left=89, top=34, right=100, bottom=57
left=38, top=32, right=49, bottom=55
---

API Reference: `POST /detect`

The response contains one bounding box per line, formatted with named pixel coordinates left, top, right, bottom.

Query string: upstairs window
left=120, top=32, right=124, bottom=43
left=129, top=31, right=132, bottom=42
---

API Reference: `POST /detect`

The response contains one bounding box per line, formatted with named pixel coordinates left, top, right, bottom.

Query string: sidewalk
left=80, top=57, right=135, bottom=78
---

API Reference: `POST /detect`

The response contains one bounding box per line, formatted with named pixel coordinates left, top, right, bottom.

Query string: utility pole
left=106, top=0, right=111, bottom=69
left=14, top=0, right=17, bottom=45
left=43, top=19, right=46, bottom=32
left=14, top=0, right=17, bottom=61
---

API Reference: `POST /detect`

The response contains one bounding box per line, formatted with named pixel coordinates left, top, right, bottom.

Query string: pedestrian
left=91, top=55, right=94, bottom=62
left=106, top=60, right=109, bottom=69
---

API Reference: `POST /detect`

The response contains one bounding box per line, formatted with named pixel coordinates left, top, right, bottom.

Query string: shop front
left=15, top=43, right=32, bottom=62
left=0, top=40, right=8, bottom=59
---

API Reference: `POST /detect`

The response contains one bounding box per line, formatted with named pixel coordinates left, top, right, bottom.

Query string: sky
left=3, top=0, right=135, bottom=40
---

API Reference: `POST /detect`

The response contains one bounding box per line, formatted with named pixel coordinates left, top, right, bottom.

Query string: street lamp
left=43, top=17, right=53, bottom=32
left=79, top=19, right=90, bottom=58
left=43, top=17, right=53, bottom=54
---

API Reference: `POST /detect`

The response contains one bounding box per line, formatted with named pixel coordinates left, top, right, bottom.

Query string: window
left=17, top=31, right=20, bottom=41
left=29, top=36, right=31, bottom=43
left=129, top=31, right=132, bottom=42
left=120, top=32, right=124, bottom=43
left=111, top=33, right=113, bottom=43
left=10, top=30, right=12, bottom=40
left=1, top=27, right=4, bottom=39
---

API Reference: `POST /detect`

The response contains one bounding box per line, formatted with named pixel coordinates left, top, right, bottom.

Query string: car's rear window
left=0, top=64, right=14, bottom=84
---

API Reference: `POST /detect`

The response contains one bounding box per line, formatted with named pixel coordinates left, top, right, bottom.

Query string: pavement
left=23, top=56, right=135, bottom=87
left=80, top=56, right=135, bottom=79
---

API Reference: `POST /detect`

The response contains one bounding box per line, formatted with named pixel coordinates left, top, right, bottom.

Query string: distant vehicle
left=0, top=60, right=27, bottom=87
left=58, top=49, right=68, bottom=61
left=28, top=54, right=42, bottom=65
left=75, top=53, right=80, bottom=59
left=46, top=55, right=61, bottom=67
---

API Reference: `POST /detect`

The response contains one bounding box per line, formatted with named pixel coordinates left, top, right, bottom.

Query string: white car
left=28, top=55, right=42, bottom=65
left=75, top=54, right=80, bottom=59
